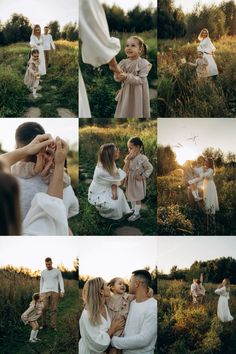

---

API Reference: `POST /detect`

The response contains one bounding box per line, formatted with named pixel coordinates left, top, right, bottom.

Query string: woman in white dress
left=189, top=158, right=219, bottom=215
left=197, top=28, right=218, bottom=78
left=30, top=25, right=46, bottom=76
left=79, top=0, right=121, bottom=117
left=0, top=135, right=69, bottom=235
left=215, top=279, right=234, bottom=322
left=88, top=143, right=131, bottom=220
left=79, top=277, right=125, bottom=354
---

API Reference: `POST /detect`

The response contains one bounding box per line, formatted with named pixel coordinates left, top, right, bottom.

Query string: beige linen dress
left=24, top=57, right=40, bottom=89
left=124, top=154, right=153, bottom=202
left=114, top=58, right=152, bottom=118
left=21, top=300, right=44, bottom=324
left=106, top=293, right=134, bottom=337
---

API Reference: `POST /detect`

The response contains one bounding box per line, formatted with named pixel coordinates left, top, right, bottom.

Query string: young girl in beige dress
left=123, top=137, right=153, bottom=221
left=21, top=293, right=44, bottom=343
left=114, top=36, right=152, bottom=118
left=24, top=49, right=40, bottom=98
left=106, top=277, right=134, bottom=354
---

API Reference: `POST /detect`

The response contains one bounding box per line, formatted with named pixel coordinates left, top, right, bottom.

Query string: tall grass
left=157, top=36, right=236, bottom=117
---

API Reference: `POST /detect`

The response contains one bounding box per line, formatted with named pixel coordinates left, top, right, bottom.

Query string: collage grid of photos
left=0, top=0, right=236, bottom=353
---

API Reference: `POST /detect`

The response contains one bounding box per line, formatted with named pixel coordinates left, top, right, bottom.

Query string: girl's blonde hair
left=33, top=24, right=41, bottom=36
left=108, top=277, right=124, bottom=293
left=128, top=36, right=148, bottom=58
left=198, top=28, right=209, bottom=41
left=222, top=278, right=230, bottom=291
left=82, top=277, right=106, bottom=326
left=97, top=143, right=118, bottom=177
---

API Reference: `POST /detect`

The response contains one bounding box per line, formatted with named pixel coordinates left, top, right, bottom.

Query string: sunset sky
left=158, top=118, right=236, bottom=165
left=0, top=0, right=78, bottom=28
left=79, top=236, right=158, bottom=281
left=0, top=118, right=78, bottom=152
left=158, top=236, right=236, bottom=273
left=174, top=0, right=224, bottom=13
left=0, top=237, right=79, bottom=271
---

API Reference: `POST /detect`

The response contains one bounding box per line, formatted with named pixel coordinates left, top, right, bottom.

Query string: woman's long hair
left=206, top=158, right=215, bottom=172
left=223, top=278, right=230, bottom=292
left=97, top=143, right=117, bottom=177
left=198, top=28, right=209, bottom=41
left=82, top=277, right=106, bottom=326
left=0, top=162, right=21, bottom=235
left=32, top=24, right=41, bottom=36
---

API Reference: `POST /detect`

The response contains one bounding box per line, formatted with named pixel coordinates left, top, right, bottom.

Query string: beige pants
left=44, top=50, right=50, bottom=68
left=41, top=291, right=59, bottom=328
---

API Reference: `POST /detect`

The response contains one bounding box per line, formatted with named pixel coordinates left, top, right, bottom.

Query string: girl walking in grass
left=24, top=49, right=41, bottom=98
left=215, top=279, right=234, bottom=322
left=123, top=137, right=153, bottom=221
left=21, top=293, right=44, bottom=343
left=114, top=36, right=152, bottom=118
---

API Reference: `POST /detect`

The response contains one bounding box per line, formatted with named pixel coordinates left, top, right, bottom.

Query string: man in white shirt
left=40, top=257, right=64, bottom=330
left=43, top=26, right=56, bottom=69
left=111, top=269, right=157, bottom=354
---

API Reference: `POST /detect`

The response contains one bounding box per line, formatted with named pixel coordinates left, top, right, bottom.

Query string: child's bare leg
left=190, top=184, right=201, bottom=201
left=111, top=184, right=118, bottom=200
left=29, top=321, right=39, bottom=342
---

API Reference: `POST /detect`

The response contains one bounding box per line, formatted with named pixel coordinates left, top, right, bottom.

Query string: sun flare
left=174, top=145, right=200, bottom=165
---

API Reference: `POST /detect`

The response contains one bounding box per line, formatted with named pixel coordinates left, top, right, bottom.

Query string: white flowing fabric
left=79, top=307, right=111, bottom=354
left=197, top=37, right=218, bottom=76
left=30, top=34, right=46, bottom=75
left=22, top=193, right=68, bottom=236
left=202, top=168, right=219, bottom=215
left=79, top=0, right=120, bottom=117
left=215, top=287, right=234, bottom=322
left=88, top=166, right=131, bottom=220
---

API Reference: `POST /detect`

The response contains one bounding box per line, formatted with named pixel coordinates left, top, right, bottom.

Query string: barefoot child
left=187, top=51, right=209, bottom=79
left=114, top=36, right=152, bottom=118
left=24, top=49, right=41, bottom=98
left=21, top=293, right=44, bottom=343
left=123, top=137, right=153, bottom=221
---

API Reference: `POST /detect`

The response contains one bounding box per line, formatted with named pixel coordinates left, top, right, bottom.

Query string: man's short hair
left=15, top=122, right=45, bottom=147
left=45, top=257, right=52, bottom=262
left=132, top=269, right=152, bottom=287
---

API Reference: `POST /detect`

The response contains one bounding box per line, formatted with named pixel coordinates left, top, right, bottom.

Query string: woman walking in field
left=30, top=25, right=46, bottom=76
left=215, top=279, right=234, bottom=322
left=197, top=28, right=218, bottom=78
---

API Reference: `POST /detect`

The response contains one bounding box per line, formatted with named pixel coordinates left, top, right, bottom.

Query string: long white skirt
left=217, top=296, right=234, bottom=322
left=203, top=180, right=219, bottom=215
left=203, top=53, right=218, bottom=77
left=79, top=69, right=91, bottom=118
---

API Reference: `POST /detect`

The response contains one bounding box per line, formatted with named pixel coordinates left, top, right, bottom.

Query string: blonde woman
left=215, top=279, right=234, bottom=322
left=197, top=28, right=218, bottom=78
left=88, top=143, right=131, bottom=220
left=30, top=24, right=46, bottom=75
left=79, top=277, right=125, bottom=354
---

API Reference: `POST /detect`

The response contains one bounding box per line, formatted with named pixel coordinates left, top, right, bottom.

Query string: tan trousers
left=41, top=291, right=59, bottom=328
left=44, top=50, right=50, bottom=68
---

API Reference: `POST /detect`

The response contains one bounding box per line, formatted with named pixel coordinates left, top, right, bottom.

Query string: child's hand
left=135, top=175, right=145, bottom=181
left=34, top=152, right=45, bottom=174
left=117, top=72, right=127, bottom=81
left=112, top=192, right=118, bottom=200
left=40, top=153, right=54, bottom=177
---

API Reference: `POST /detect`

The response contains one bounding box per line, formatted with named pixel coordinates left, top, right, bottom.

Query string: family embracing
left=88, top=137, right=153, bottom=222
left=79, top=270, right=157, bottom=354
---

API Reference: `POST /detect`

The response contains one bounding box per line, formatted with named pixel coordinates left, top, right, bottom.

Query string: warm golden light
left=174, top=146, right=199, bottom=166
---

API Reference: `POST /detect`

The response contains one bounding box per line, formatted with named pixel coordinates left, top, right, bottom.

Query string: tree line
left=158, top=257, right=236, bottom=284
left=158, top=0, right=236, bottom=39
left=0, top=13, right=78, bottom=45
left=103, top=3, right=157, bottom=32
left=157, top=145, right=236, bottom=176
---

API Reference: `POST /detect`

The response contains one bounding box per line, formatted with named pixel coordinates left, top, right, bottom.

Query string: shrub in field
left=0, top=65, right=27, bottom=117
left=157, top=204, right=193, bottom=235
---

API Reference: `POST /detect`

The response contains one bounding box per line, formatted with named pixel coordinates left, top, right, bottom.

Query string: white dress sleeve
left=22, top=193, right=69, bottom=236
left=79, top=0, right=120, bottom=67
left=215, top=286, right=227, bottom=296
left=202, top=168, right=213, bottom=178
left=94, top=167, right=126, bottom=185
left=79, top=309, right=111, bottom=352
left=111, top=309, right=157, bottom=350
left=197, top=38, right=216, bottom=54
left=63, top=185, right=79, bottom=219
